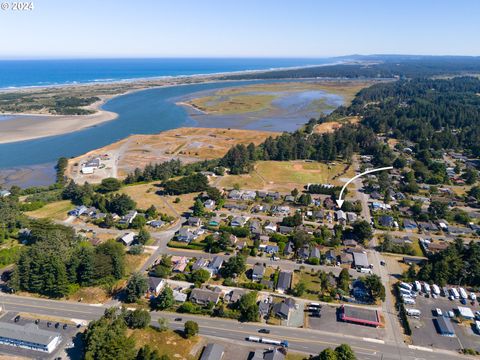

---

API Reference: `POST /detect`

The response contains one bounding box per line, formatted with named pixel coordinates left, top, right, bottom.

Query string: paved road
left=0, top=293, right=468, bottom=360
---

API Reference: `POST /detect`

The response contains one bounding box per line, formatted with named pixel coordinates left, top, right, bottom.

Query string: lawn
left=219, top=160, right=353, bottom=192
left=129, top=328, right=202, bottom=360
left=25, top=200, right=74, bottom=220
left=292, top=271, right=323, bottom=301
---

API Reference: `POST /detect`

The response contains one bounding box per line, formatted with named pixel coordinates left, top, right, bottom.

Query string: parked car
left=14, top=315, right=20, bottom=323
left=448, top=311, right=455, bottom=318
left=55, top=322, right=60, bottom=328
left=435, top=308, right=443, bottom=316
left=63, top=324, right=68, bottom=329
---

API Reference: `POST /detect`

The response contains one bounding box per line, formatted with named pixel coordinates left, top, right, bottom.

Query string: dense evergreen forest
left=221, top=56, right=480, bottom=80
left=346, top=77, right=480, bottom=156
left=10, top=220, right=125, bottom=297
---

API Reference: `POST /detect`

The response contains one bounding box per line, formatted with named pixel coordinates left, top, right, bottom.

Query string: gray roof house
left=264, top=349, right=286, bottom=360
left=200, top=343, right=225, bottom=360
left=192, top=258, right=210, bottom=271
left=207, top=256, right=223, bottom=275
left=258, top=301, right=271, bottom=318
left=252, top=263, right=265, bottom=281
left=272, top=302, right=290, bottom=320
left=231, top=216, right=247, bottom=227
left=276, top=271, right=292, bottom=294
left=309, top=247, right=321, bottom=259
left=189, top=288, right=221, bottom=305
left=188, top=217, right=202, bottom=227
left=352, top=251, right=369, bottom=269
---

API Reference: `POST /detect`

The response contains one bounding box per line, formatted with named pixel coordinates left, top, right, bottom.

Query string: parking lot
left=408, top=292, right=480, bottom=352
left=0, top=312, right=82, bottom=360
left=306, top=304, right=386, bottom=340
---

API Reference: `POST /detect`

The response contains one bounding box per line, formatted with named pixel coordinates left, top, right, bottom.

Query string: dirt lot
left=67, top=127, right=278, bottom=184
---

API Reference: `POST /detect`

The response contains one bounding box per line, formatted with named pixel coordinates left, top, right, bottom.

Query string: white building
left=0, top=323, right=61, bottom=353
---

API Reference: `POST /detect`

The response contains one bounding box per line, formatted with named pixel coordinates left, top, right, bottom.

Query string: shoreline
left=0, top=94, right=121, bottom=144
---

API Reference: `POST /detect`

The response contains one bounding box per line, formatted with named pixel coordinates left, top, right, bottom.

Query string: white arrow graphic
left=336, top=166, right=393, bottom=208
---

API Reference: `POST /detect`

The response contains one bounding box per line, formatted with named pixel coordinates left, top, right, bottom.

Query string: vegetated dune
left=66, top=127, right=279, bottom=183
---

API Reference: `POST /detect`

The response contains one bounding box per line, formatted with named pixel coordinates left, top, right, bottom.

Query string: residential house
left=272, top=302, right=290, bottom=320
left=260, top=279, right=274, bottom=290
left=297, top=246, right=310, bottom=260
left=264, top=222, right=277, bottom=233
left=262, top=245, right=279, bottom=254
left=119, top=232, right=136, bottom=246
left=283, top=242, right=294, bottom=256
left=223, top=203, right=248, bottom=211
left=309, top=247, right=321, bottom=260
left=259, top=235, right=269, bottom=244
left=267, top=192, right=281, bottom=200
left=119, top=210, right=138, bottom=225
left=378, top=215, right=394, bottom=228
left=418, top=221, right=439, bottom=232
left=228, top=190, right=242, bottom=200
left=227, top=288, right=246, bottom=303
left=272, top=206, right=290, bottom=215
left=339, top=252, right=353, bottom=265
left=231, top=216, right=248, bottom=227
left=173, top=290, right=187, bottom=303
left=171, top=256, right=188, bottom=272
left=192, top=258, right=210, bottom=272
left=207, top=256, right=223, bottom=275
left=448, top=226, right=473, bottom=236
left=313, top=210, right=324, bottom=221
left=346, top=212, right=358, bottom=223
left=176, top=228, right=196, bottom=243
left=252, top=264, right=265, bottom=281
left=325, top=249, right=338, bottom=264
left=188, top=217, right=202, bottom=227
left=242, top=190, right=257, bottom=201
left=403, top=219, right=418, bottom=230
left=323, top=197, right=335, bottom=209
left=278, top=226, right=294, bottom=235
left=148, top=219, right=165, bottom=228
left=249, top=220, right=262, bottom=236
left=258, top=301, right=271, bottom=319
left=343, top=239, right=358, bottom=248
left=147, top=277, right=165, bottom=297
left=276, top=271, right=292, bottom=294
left=189, top=287, right=221, bottom=305
left=204, top=199, right=216, bottom=209
left=336, top=210, right=347, bottom=224
left=69, top=205, right=88, bottom=217
left=284, top=195, right=295, bottom=202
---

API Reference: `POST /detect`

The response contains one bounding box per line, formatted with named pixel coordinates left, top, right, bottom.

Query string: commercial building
left=0, top=322, right=61, bottom=353
left=339, top=305, right=382, bottom=327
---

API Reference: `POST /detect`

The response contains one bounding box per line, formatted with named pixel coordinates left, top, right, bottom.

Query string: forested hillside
left=222, top=56, right=480, bottom=80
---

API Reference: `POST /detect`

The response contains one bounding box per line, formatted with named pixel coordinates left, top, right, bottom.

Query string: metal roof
left=200, top=343, right=224, bottom=360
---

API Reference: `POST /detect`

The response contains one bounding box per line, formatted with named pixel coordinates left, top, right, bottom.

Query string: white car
left=435, top=308, right=443, bottom=316
left=470, top=293, right=477, bottom=301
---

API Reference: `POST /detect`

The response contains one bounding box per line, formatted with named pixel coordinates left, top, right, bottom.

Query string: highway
left=0, top=293, right=468, bottom=360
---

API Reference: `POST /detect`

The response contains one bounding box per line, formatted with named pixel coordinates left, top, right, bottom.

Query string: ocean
left=0, top=58, right=333, bottom=89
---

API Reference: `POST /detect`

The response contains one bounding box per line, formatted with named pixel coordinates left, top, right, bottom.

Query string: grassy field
left=219, top=160, right=354, bottom=192
left=119, top=183, right=198, bottom=217
left=129, top=328, right=202, bottom=360
left=292, top=271, right=323, bottom=301
left=190, top=93, right=276, bottom=114
left=25, top=200, right=74, bottom=220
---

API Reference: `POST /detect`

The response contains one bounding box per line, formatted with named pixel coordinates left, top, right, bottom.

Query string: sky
left=0, top=0, right=479, bottom=59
